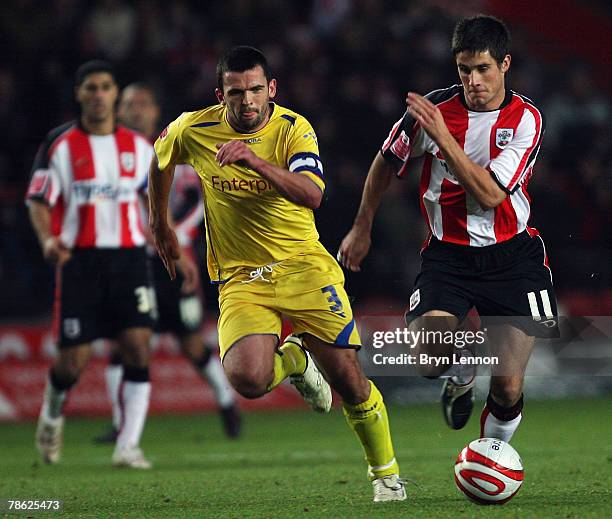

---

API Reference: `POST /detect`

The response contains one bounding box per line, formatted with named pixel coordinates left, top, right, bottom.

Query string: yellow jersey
left=154, top=103, right=326, bottom=282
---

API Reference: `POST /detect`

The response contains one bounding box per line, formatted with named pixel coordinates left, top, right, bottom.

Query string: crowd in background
left=0, top=0, right=610, bottom=319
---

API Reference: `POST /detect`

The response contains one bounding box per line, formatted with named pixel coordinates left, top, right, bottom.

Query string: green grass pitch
left=1, top=396, right=611, bottom=518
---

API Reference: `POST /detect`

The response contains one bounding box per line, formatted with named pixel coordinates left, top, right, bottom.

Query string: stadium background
left=0, top=0, right=610, bottom=419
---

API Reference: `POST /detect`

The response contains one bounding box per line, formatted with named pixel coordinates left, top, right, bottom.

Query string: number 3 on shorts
left=134, top=286, right=154, bottom=314
left=321, top=285, right=346, bottom=318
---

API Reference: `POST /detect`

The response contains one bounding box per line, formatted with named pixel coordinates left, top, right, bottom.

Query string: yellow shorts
left=217, top=244, right=361, bottom=360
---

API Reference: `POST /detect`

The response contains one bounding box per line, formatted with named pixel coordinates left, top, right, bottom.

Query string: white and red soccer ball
left=454, top=438, right=524, bottom=505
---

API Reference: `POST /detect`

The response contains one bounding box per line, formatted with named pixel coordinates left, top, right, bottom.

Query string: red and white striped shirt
left=382, top=85, right=544, bottom=247
left=170, top=164, right=204, bottom=247
left=26, top=122, right=154, bottom=248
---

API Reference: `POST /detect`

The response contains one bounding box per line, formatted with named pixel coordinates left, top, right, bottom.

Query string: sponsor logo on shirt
left=211, top=176, right=273, bottom=194
left=159, top=126, right=169, bottom=140
left=72, top=182, right=134, bottom=201
left=241, top=137, right=262, bottom=144
left=495, top=128, right=514, bottom=149
left=390, top=130, right=410, bottom=161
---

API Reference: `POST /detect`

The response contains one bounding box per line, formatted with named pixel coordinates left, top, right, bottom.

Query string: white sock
left=41, top=377, right=67, bottom=420
left=105, top=365, right=123, bottom=429
left=480, top=408, right=522, bottom=442
left=202, top=356, right=235, bottom=408
left=116, top=381, right=151, bottom=450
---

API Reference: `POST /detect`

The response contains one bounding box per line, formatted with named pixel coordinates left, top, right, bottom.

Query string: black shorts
left=55, top=248, right=155, bottom=348
left=151, top=255, right=204, bottom=336
left=405, top=231, right=559, bottom=338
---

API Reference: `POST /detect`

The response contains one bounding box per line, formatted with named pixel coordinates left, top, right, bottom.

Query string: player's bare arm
left=148, top=160, right=180, bottom=280
left=215, top=140, right=322, bottom=209
left=338, top=152, right=395, bottom=272
left=407, top=92, right=506, bottom=210
left=27, top=200, right=72, bottom=266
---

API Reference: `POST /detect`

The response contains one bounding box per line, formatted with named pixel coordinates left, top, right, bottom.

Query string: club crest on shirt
left=409, top=289, right=420, bottom=311
left=390, top=130, right=410, bottom=161
left=495, top=128, right=514, bottom=149
left=120, top=152, right=135, bottom=172
left=63, top=318, right=81, bottom=339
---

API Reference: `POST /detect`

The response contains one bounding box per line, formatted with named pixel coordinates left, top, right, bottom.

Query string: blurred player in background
left=339, top=15, right=558, bottom=443
left=27, top=61, right=155, bottom=469
left=149, top=46, right=406, bottom=502
left=93, top=83, right=241, bottom=444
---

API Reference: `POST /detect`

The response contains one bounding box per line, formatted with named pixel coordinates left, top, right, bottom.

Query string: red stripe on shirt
left=119, top=202, right=134, bottom=247
left=419, top=154, right=433, bottom=238
left=438, top=96, right=469, bottom=245
left=507, top=101, right=542, bottom=191
left=439, top=179, right=469, bottom=245
left=51, top=196, right=64, bottom=237
left=76, top=205, right=96, bottom=247
left=68, top=129, right=95, bottom=181
left=68, top=130, right=96, bottom=246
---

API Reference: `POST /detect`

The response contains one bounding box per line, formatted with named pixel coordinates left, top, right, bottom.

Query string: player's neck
left=81, top=116, right=115, bottom=135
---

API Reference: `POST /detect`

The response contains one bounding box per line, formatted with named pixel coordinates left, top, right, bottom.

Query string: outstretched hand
left=337, top=226, right=372, bottom=272
left=151, top=224, right=180, bottom=280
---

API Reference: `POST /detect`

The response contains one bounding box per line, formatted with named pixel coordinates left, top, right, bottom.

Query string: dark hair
left=75, top=60, right=116, bottom=86
left=122, top=82, right=160, bottom=105
left=451, top=15, right=510, bottom=64
left=216, top=46, right=271, bottom=90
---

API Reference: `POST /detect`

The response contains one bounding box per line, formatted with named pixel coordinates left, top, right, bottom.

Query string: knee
left=225, top=367, right=270, bottom=399
left=413, top=344, right=449, bottom=378
left=120, top=340, right=150, bottom=368
left=55, top=353, right=87, bottom=381
left=490, top=379, right=523, bottom=407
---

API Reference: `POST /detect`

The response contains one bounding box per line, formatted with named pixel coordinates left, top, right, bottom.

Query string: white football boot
left=36, top=414, right=64, bottom=464
left=372, top=474, right=407, bottom=502
left=112, top=446, right=152, bottom=469
left=286, top=335, right=332, bottom=413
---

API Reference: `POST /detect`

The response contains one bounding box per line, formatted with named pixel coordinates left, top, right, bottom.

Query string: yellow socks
left=267, top=337, right=307, bottom=391
left=343, top=380, right=399, bottom=480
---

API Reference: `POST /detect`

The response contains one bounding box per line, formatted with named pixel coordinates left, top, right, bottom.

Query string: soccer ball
left=454, top=438, right=524, bottom=505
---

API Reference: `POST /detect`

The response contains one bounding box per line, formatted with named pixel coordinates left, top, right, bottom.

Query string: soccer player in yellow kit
left=149, top=46, right=405, bottom=502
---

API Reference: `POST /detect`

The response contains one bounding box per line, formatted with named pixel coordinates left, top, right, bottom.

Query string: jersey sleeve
left=154, top=113, right=189, bottom=171
left=136, top=138, right=155, bottom=193
left=488, top=105, right=545, bottom=194
left=25, top=136, right=63, bottom=207
left=286, top=116, right=325, bottom=193
left=380, top=111, right=428, bottom=178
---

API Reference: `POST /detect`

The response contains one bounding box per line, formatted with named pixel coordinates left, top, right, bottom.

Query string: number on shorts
left=321, top=285, right=346, bottom=318
left=527, top=289, right=553, bottom=321
left=134, top=286, right=153, bottom=314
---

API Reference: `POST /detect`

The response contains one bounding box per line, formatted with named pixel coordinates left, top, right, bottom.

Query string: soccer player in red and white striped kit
left=339, top=15, right=559, bottom=444
left=27, top=61, right=156, bottom=468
